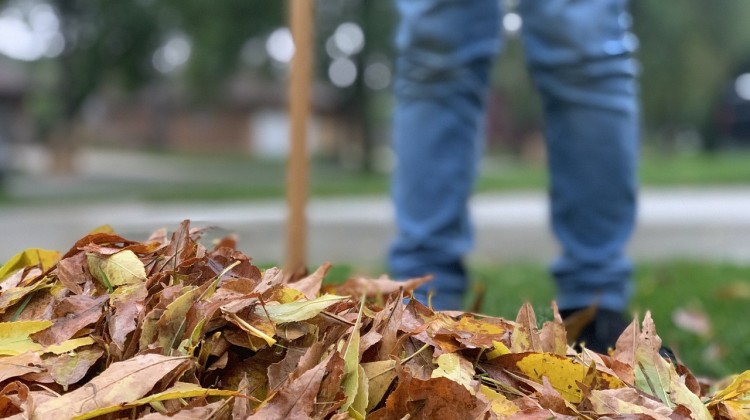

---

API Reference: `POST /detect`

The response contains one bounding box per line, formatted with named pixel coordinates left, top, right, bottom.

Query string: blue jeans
left=388, top=0, right=640, bottom=311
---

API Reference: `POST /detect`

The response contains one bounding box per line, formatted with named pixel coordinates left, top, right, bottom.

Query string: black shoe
left=560, top=307, right=629, bottom=354
left=560, top=307, right=678, bottom=364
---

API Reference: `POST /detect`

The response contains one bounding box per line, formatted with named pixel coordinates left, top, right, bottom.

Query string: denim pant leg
left=520, top=0, right=640, bottom=312
left=388, top=0, right=500, bottom=310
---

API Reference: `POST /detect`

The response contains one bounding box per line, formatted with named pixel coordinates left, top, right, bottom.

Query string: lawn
left=5, top=148, right=750, bottom=204
left=319, top=260, right=750, bottom=379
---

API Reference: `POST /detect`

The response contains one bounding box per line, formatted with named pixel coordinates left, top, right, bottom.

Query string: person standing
left=388, top=0, right=640, bottom=352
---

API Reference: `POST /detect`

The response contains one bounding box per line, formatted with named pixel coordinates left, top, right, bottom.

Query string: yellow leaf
left=511, top=302, right=542, bottom=353
left=431, top=353, right=476, bottom=394
left=267, top=287, right=306, bottom=304
left=479, top=385, right=519, bottom=417
left=515, top=352, right=587, bottom=403
left=0, top=282, right=51, bottom=313
left=71, top=382, right=239, bottom=420
left=87, top=250, right=147, bottom=287
left=0, top=248, right=59, bottom=282
left=486, top=340, right=511, bottom=360
left=157, top=286, right=199, bottom=353
left=340, top=296, right=365, bottom=414
left=362, top=360, right=396, bottom=412
left=0, top=320, right=52, bottom=356
left=349, top=365, right=368, bottom=420
left=257, top=294, right=348, bottom=324
left=44, top=337, right=96, bottom=355
left=87, top=225, right=115, bottom=235
left=708, top=370, right=750, bottom=419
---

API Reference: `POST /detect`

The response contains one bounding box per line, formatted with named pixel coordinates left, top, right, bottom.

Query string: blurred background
left=1, top=0, right=750, bottom=376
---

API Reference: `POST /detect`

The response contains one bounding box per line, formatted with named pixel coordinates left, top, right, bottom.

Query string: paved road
left=2, top=187, right=749, bottom=268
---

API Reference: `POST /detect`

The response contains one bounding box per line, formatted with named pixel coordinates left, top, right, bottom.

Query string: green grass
left=321, top=260, right=750, bottom=378
left=4, top=148, right=750, bottom=205
left=472, top=260, right=750, bottom=378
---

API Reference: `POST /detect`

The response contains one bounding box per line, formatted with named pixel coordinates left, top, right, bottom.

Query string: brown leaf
left=44, top=347, right=105, bottom=388
left=61, top=233, right=139, bottom=259
left=138, top=401, right=227, bottom=419
left=435, top=314, right=511, bottom=350
left=248, top=351, right=334, bottom=420
left=539, top=303, right=568, bottom=355
left=587, top=388, right=673, bottom=418
left=109, top=284, right=148, bottom=353
left=32, top=354, right=191, bottom=419
left=370, top=374, right=489, bottom=420
left=5, top=290, right=55, bottom=322
left=0, top=381, right=30, bottom=418
left=32, top=295, right=108, bottom=347
left=267, top=346, right=309, bottom=391
left=231, top=374, right=252, bottom=420
left=287, top=262, right=329, bottom=300
left=511, top=303, right=542, bottom=353
left=333, top=274, right=432, bottom=299
left=0, top=352, right=45, bottom=382
left=312, top=352, right=347, bottom=418
left=672, top=307, right=712, bottom=337
left=56, top=253, right=88, bottom=295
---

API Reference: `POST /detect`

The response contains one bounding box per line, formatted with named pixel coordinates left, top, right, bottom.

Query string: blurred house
left=0, top=57, right=32, bottom=176
left=80, top=73, right=362, bottom=161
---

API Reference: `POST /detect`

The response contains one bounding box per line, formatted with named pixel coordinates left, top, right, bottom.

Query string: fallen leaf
left=672, top=307, right=712, bottom=337
left=137, top=401, right=227, bottom=420
left=340, top=297, right=365, bottom=416
left=0, top=282, right=51, bottom=315
left=511, top=303, right=542, bottom=353
left=512, top=352, right=588, bottom=403
left=362, top=360, right=396, bottom=412
left=87, top=250, right=147, bottom=289
left=256, top=294, right=348, bottom=324
left=248, top=352, right=334, bottom=420
left=486, top=340, right=512, bottom=360
left=32, top=295, right=107, bottom=347
left=0, top=352, right=45, bottom=382
left=479, top=384, right=520, bottom=417
left=287, top=262, right=329, bottom=300
left=31, top=354, right=191, bottom=420
left=370, top=374, right=488, bottom=419
left=716, top=281, right=750, bottom=300
left=0, top=381, right=30, bottom=418
left=44, top=347, right=105, bottom=389
left=334, top=275, right=432, bottom=298
left=72, top=382, right=240, bottom=420
left=435, top=315, right=509, bottom=349
left=539, top=303, right=567, bottom=355
left=431, top=353, right=476, bottom=394
left=588, top=388, right=673, bottom=419
left=0, top=320, right=52, bottom=356
left=0, top=249, right=59, bottom=282
left=155, top=286, right=201, bottom=353
left=43, top=337, right=96, bottom=355
left=708, top=370, right=750, bottom=419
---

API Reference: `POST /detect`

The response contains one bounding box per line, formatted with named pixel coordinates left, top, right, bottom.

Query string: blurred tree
left=314, top=0, right=395, bottom=171
left=160, top=0, right=283, bottom=102
left=631, top=1, right=750, bottom=151
left=44, top=0, right=162, bottom=171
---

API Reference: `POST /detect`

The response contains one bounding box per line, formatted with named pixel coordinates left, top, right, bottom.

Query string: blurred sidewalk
left=2, top=186, right=750, bottom=267
left=2, top=146, right=750, bottom=266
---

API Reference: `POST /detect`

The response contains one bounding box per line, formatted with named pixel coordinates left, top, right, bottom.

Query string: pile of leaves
left=0, top=221, right=748, bottom=419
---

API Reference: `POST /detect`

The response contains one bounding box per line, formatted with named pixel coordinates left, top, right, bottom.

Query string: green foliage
left=469, top=260, right=750, bottom=378
left=632, top=1, right=750, bottom=137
